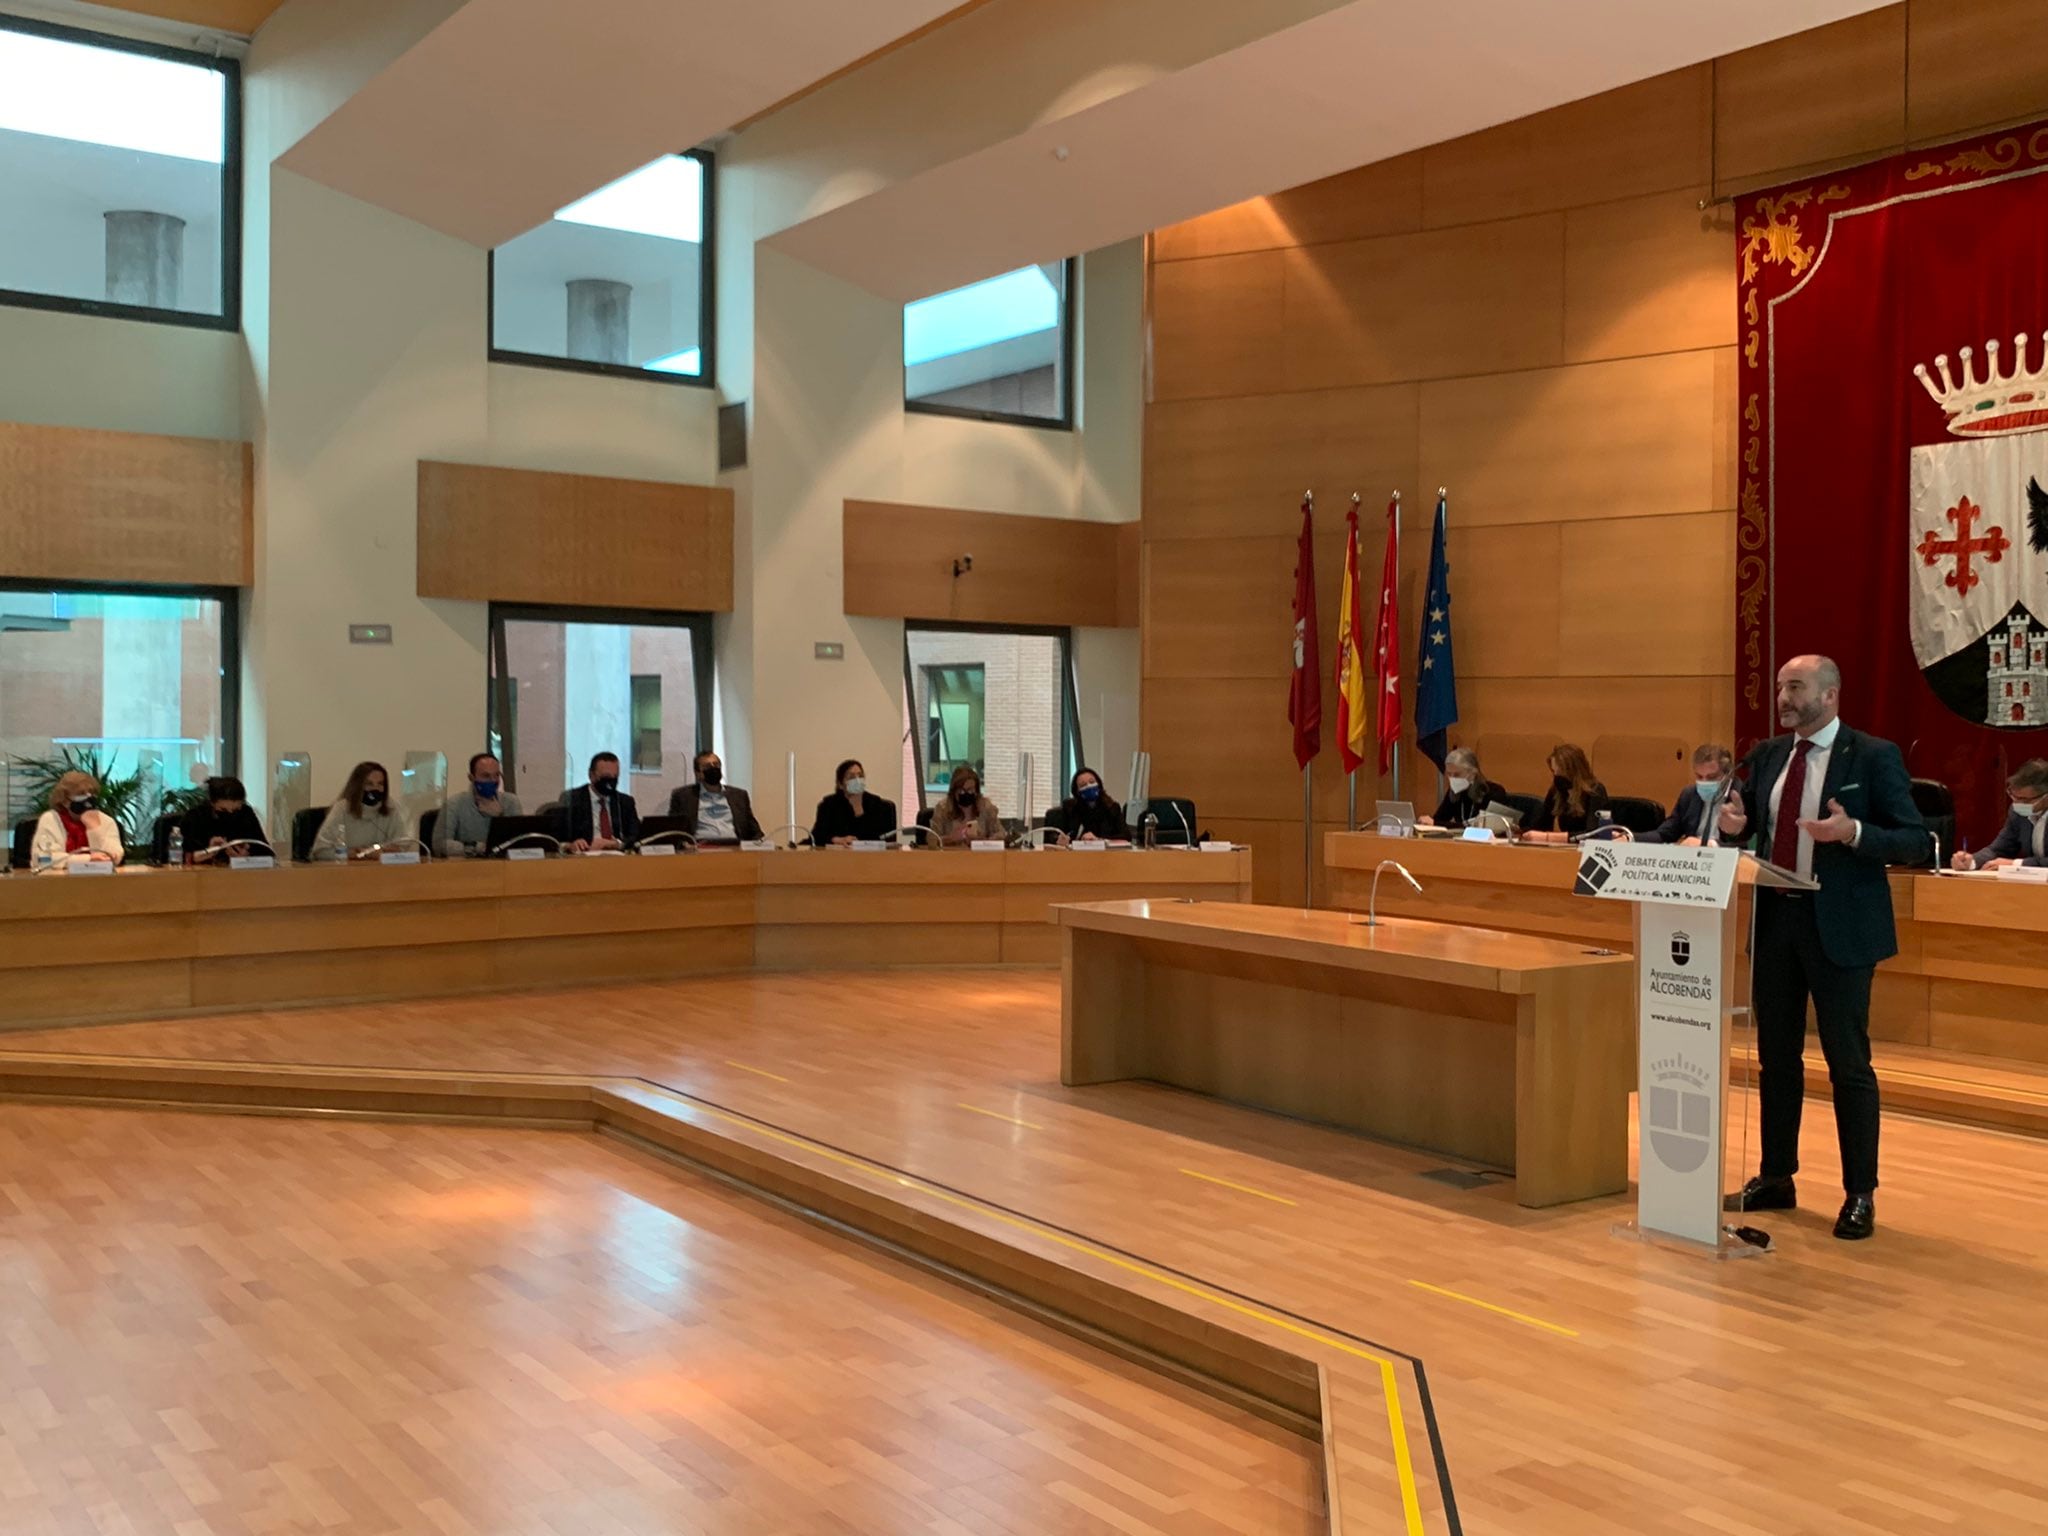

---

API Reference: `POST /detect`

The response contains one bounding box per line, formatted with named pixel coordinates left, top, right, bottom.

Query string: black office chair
left=1607, top=796, right=1666, bottom=836
left=1141, top=796, right=1200, bottom=846
left=10, top=817, right=35, bottom=870
left=418, top=808, right=439, bottom=856
left=915, top=806, right=934, bottom=830
left=1909, top=778, right=1955, bottom=868
left=1500, top=791, right=1542, bottom=826
left=150, top=813, right=181, bottom=866
left=291, top=806, right=326, bottom=862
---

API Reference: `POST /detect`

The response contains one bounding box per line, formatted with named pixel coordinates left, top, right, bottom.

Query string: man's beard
left=1779, top=701, right=1823, bottom=730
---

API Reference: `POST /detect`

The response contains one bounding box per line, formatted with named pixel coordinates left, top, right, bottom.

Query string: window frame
left=903, top=257, right=1078, bottom=432
left=0, top=578, right=242, bottom=784
left=485, top=146, right=717, bottom=389
left=901, top=619, right=1080, bottom=817
left=485, top=602, right=715, bottom=798
left=0, top=13, right=242, bottom=332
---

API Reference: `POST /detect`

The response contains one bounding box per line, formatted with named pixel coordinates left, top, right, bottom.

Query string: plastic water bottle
left=168, top=827, right=184, bottom=868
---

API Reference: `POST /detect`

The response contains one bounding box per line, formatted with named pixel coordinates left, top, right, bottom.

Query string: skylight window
left=904, top=267, right=1061, bottom=367
left=553, top=155, right=702, bottom=244
left=0, top=27, right=224, bottom=163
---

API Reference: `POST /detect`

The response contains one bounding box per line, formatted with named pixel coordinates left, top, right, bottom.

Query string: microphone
left=885, top=824, right=941, bottom=848
left=494, top=832, right=563, bottom=857
left=762, top=822, right=815, bottom=849
left=1169, top=800, right=1194, bottom=848
left=636, top=830, right=697, bottom=853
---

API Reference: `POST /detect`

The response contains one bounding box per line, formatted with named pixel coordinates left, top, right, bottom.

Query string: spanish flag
left=1334, top=496, right=1369, bottom=774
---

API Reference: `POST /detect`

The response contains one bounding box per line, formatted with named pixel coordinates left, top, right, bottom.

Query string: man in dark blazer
left=666, top=751, right=764, bottom=842
left=1949, top=758, right=2048, bottom=870
left=1718, top=655, right=1928, bottom=1240
left=1642, top=742, right=1735, bottom=844
left=561, top=751, right=640, bottom=852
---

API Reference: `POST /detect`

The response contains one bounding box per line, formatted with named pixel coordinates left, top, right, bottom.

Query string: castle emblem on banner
left=1908, top=330, right=2048, bottom=728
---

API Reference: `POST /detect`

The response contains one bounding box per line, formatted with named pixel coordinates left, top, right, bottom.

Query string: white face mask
left=1695, top=779, right=1723, bottom=801
left=2014, top=799, right=2042, bottom=821
left=1446, top=776, right=1472, bottom=796
left=843, top=776, right=865, bottom=797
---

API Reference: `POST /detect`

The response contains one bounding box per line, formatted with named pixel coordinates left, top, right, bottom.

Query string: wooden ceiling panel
left=82, top=0, right=285, bottom=35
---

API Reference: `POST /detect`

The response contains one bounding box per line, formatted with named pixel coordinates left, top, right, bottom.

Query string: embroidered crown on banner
left=1913, top=332, right=2048, bottom=439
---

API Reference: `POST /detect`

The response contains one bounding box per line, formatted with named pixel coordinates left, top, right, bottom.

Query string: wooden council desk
left=1327, top=830, right=2048, bottom=1082
left=1056, top=900, right=1633, bottom=1206
left=0, top=848, right=1252, bottom=1031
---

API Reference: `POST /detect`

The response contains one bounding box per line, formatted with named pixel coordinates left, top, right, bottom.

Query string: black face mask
left=955, top=789, right=978, bottom=808
left=594, top=775, right=619, bottom=796
left=701, top=766, right=722, bottom=788
left=361, top=789, right=386, bottom=808
left=69, top=795, right=97, bottom=814
left=1551, top=774, right=1571, bottom=793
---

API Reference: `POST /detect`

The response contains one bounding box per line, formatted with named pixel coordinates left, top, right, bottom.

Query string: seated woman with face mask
left=312, top=760, right=411, bottom=861
left=31, top=770, right=126, bottom=870
left=811, top=759, right=898, bottom=847
left=1050, top=767, right=1126, bottom=842
left=1418, top=748, right=1498, bottom=830
left=927, top=765, right=1003, bottom=845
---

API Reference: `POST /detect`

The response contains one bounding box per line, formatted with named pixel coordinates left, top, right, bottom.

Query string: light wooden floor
left=0, top=1101, right=1320, bottom=1536
left=7, top=972, right=2048, bottom=1535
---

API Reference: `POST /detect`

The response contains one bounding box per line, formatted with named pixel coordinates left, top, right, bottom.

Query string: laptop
left=484, top=814, right=555, bottom=854
left=1373, top=800, right=1418, bottom=832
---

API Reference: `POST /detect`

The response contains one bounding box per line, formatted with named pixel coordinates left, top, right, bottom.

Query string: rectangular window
left=904, top=259, right=1075, bottom=428
left=0, top=15, right=239, bottom=327
left=489, top=149, right=714, bottom=385
left=487, top=605, right=712, bottom=811
left=0, top=583, right=238, bottom=844
left=901, top=624, right=1078, bottom=825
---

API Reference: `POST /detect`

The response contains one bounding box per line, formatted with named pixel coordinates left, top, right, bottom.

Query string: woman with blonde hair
left=1524, top=742, right=1610, bottom=843
left=30, top=769, right=125, bottom=870
left=312, top=760, right=410, bottom=861
left=928, top=763, right=1003, bottom=845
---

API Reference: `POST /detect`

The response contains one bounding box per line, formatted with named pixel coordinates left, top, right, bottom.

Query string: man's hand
left=1798, top=796, right=1858, bottom=845
left=1717, top=797, right=1748, bottom=838
left=1951, top=850, right=1978, bottom=871
left=1678, top=835, right=1702, bottom=848
left=591, top=837, right=622, bottom=851
left=831, top=836, right=855, bottom=847
left=1079, top=831, right=1102, bottom=843
left=1982, top=856, right=2018, bottom=871
left=569, top=837, right=591, bottom=854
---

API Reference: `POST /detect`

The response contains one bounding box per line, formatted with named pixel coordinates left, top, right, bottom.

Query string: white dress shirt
left=1765, top=716, right=1855, bottom=879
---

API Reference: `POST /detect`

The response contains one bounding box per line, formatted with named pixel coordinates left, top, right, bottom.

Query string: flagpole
left=1434, top=487, right=1447, bottom=808
left=1346, top=492, right=1360, bottom=833
left=1390, top=491, right=1402, bottom=806
left=1302, top=763, right=1314, bottom=910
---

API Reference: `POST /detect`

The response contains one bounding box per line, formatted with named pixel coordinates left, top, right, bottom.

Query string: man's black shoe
left=1723, top=1175, right=1797, bottom=1212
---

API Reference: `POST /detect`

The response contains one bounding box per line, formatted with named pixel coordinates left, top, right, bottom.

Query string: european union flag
left=1415, top=493, right=1458, bottom=769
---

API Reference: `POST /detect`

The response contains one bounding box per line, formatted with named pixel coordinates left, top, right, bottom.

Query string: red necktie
left=1770, top=740, right=1812, bottom=870
left=598, top=798, right=613, bottom=841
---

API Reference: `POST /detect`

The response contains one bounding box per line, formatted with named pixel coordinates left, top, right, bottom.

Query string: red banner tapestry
left=1738, top=119, right=2048, bottom=842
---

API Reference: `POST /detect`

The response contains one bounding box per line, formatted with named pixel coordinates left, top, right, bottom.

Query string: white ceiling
left=763, top=0, right=1896, bottom=301
left=275, top=0, right=980, bottom=248
left=265, top=0, right=1894, bottom=302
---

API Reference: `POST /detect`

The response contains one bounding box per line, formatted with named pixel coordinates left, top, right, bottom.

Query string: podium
left=1571, top=841, right=1815, bottom=1253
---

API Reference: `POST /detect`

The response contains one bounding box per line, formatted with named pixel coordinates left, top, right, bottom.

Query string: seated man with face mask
left=436, top=753, right=523, bottom=857
left=667, top=751, right=763, bottom=843
left=1419, top=747, right=1498, bottom=829
left=1642, top=743, right=1735, bottom=844
left=1951, top=758, right=2048, bottom=870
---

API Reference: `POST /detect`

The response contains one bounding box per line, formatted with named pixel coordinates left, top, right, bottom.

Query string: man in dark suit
left=1718, top=655, right=1928, bottom=1240
left=561, top=751, right=640, bottom=852
left=1949, top=758, right=2048, bottom=870
left=666, top=751, right=763, bottom=843
left=1642, top=742, right=1735, bottom=844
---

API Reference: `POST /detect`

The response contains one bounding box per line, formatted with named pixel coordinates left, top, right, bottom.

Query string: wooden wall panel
left=1712, top=8, right=1905, bottom=188
left=1419, top=350, right=1732, bottom=527
left=1906, top=0, right=2048, bottom=144
left=841, top=500, right=1133, bottom=628
left=1280, top=215, right=1566, bottom=390
left=1558, top=511, right=1735, bottom=677
left=1142, top=386, right=1419, bottom=541
left=1563, top=192, right=1735, bottom=363
left=1149, top=251, right=1286, bottom=402
left=1142, top=537, right=1292, bottom=680
left=1446, top=523, right=1561, bottom=679
left=1420, top=68, right=1711, bottom=227
left=1151, top=153, right=1424, bottom=261
left=1143, top=7, right=2048, bottom=910
left=0, top=421, right=251, bottom=587
left=416, top=461, right=732, bottom=611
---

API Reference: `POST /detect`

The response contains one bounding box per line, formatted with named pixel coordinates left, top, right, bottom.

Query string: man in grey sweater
left=436, top=753, right=524, bottom=857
